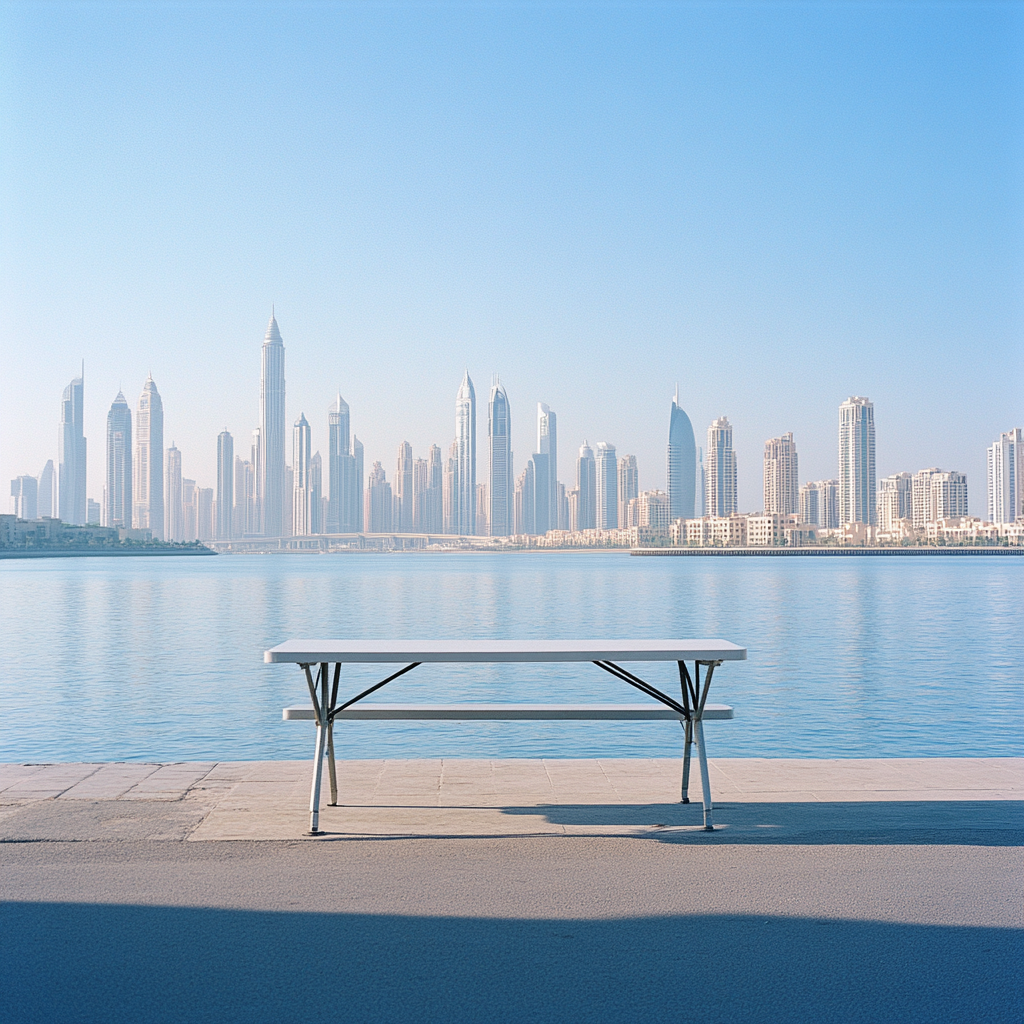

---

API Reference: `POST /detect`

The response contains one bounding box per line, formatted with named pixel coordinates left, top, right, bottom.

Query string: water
left=0, top=552, right=1021, bottom=762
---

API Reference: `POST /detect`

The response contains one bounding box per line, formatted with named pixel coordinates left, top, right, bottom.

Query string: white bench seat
left=283, top=703, right=734, bottom=721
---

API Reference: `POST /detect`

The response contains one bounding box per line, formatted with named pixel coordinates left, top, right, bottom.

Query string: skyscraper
left=165, top=444, right=183, bottom=541
left=10, top=476, right=37, bottom=519
left=427, top=444, right=443, bottom=533
left=488, top=380, right=513, bottom=537
left=537, top=403, right=557, bottom=531
left=412, top=457, right=429, bottom=531
left=696, top=448, right=705, bottom=517
left=58, top=369, right=87, bottom=525
left=911, top=468, right=942, bottom=529
left=309, top=452, right=323, bottom=534
left=987, top=428, right=1023, bottom=524
left=365, top=462, right=392, bottom=533
left=443, top=441, right=458, bottom=534
left=838, top=397, right=876, bottom=526
left=763, top=432, right=799, bottom=515
left=667, top=391, right=696, bottom=521
left=327, top=394, right=356, bottom=533
left=455, top=372, right=476, bottom=535
left=395, top=441, right=414, bottom=532
left=877, top=473, right=912, bottom=532
left=352, top=437, right=364, bottom=532
left=531, top=453, right=550, bottom=534
left=576, top=442, right=596, bottom=530
left=799, top=479, right=839, bottom=529
left=618, top=455, right=638, bottom=528
left=233, top=456, right=253, bottom=538
left=595, top=442, right=618, bottom=529
left=133, top=376, right=164, bottom=538
left=292, top=413, right=312, bottom=536
left=259, top=313, right=286, bottom=536
left=38, top=460, right=55, bottom=519
left=514, top=461, right=535, bottom=536
left=216, top=430, right=234, bottom=540
left=706, top=417, right=737, bottom=517
left=104, top=391, right=133, bottom=529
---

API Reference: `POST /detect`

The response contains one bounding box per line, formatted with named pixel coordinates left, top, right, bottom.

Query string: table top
left=264, top=639, right=747, bottom=664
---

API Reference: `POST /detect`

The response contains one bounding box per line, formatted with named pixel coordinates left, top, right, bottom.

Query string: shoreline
left=631, top=545, right=1024, bottom=556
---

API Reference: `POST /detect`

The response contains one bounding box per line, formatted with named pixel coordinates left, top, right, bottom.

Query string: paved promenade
left=2, top=759, right=1022, bottom=1024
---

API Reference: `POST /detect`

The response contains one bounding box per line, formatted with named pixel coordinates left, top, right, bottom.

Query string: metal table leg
left=303, top=663, right=328, bottom=835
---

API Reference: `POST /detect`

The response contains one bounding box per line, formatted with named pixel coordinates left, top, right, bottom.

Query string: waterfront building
left=576, top=443, right=596, bottom=530
left=931, top=471, right=968, bottom=521
left=537, top=403, right=558, bottom=531
left=476, top=483, right=489, bottom=536
left=352, top=437, right=364, bottom=531
left=216, top=430, right=234, bottom=540
left=877, top=473, right=912, bottom=532
left=705, top=417, right=737, bottom=518
left=87, top=498, right=100, bottom=525
left=696, top=447, right=705, bottom=517
left=637, top=489, right=669, bottom=530
left=443, top=441, right=458, bottom=534
left=233, top=457, right=253, bottom=537
left=667, top=391, right=697, bottom=521
left=104, top=391, right=133, bottom=529
left=514, top=462, right=535, bottom=536
left=182, top=478, right=197, bottom=541
left=987, top=428, right=1023, bottom=524
left=763, top=432, right=799, bottom=516
left=38, top=460, right=55, bottom=519
left=197, top=487, right=214, bottom=542
left=412, top=457, right=428, bottom=531
left=284, top=465, right=294, bottom=537
left=259, top=313, right=287, bottom=537
left=617, top=455, right=638, bottom=531
left=292, top=414, right=312, bottom=536
left=10, top=476, right=37, bottom=519
left=555, top=481, right=567, bottom=531
left=309, top=452, right=323, bottom=534
left=595, top=443, right=618, bottom=529
left=327, top=394, right=355, bottom=533
left=365, top=461, right=393, bottom=533
left=838, top=397, right=876, bottom=525
left=395, top=441, right=414, bottom=532
left=133, top=376, right=164, bottom=538
left=59, top=369, right=87, bottom=525
left=911, top=468, right=943, bottom=528
left=531, top=453, right=550, bottom=534
left=566, top=487, right=580, bottom=532
left=427, top=444, right=443, bottom=533
left=455, top=372, right=477, bottom=535
left=250, top=428, right=262, bottom=534
left=799, top=479, right=839, bottom=529
left=165, top=445, right=183, bottom=541
left=488, top=380, right=513, bottom=537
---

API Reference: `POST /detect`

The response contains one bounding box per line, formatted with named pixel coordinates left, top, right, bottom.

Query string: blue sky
left=2, top=1, right=1021, bottom=514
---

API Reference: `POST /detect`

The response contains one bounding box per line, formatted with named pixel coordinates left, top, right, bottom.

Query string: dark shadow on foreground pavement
left=2, top=902, right=1021, bottom=1024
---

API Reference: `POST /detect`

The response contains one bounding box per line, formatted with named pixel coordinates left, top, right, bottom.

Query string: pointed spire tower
left=258, top=310, right=286, bottom=536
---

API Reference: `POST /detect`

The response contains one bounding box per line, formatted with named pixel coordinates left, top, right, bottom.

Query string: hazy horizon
left=2, top=2, right=1021, bottom=514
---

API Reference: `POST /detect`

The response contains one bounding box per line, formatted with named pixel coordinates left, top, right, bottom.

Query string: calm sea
left=0, top=552, right=1021, bottom=761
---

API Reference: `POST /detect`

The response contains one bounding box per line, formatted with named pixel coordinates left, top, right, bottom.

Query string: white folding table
left=264, top=639, right=747, bottom=834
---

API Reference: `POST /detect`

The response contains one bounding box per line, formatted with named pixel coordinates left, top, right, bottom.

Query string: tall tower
left=327, top=394, right=352, bottom=532
left=455, top=371, right=476, bottom=535
left=667, top=390, right=696, bottom=521
left=259, top=312, right=287, bottom=536
left=292, top=413, right=312, bottom=537
left=595, top=442, right=618, bottom=529
left=706, top=417, right=737, bottom=517
left=38, top=460, right=56, bottom=519
left=838, top=397, right=876, bottom=525
left=165, top=444, right=183, bottom=541
left=216, top=431, right=234, bottom=540
left=576, top=442, right=596, bottom=530
left=488, top=379, right=513, bottom=537
left=618, top=454, right=638, bottom=528
left=133, top=376, right=164, bottom=538
left=537, top=403, right=557, bottom=530
left=396, top=441, right=414, bottom=532
left=763, top=432, right=799, bottom=516
left=58, top=368, right=87, bottom=525
left=987, top=427, right=1023, bottom=524
left=105, top=391, right=133, bottom=528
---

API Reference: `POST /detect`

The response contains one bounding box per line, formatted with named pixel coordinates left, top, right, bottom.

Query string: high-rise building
left=696, top=448, right=705, bottom=517
left=327, top=394, right=352, bottom=532
left=566, top=488, right=580, bottom=532
left=309, top=452, right=323, bottom=534
left=556, top=481, right=568, bottom=530
left=537, top=403, right=557, bottom=531
left=705, top=417, right=737, bottom=517
left=250, top=428, right=262, bottom=534
left=259, top=313, right=286, bottom=536
left=987, top=428, right=1023, bottom=524
left=488, top=380, right=513, bottom=537
left=352, top=437, right=364, bottom=532
left=476, top=483, right=489, bottom=536
left=165, top=445, right=183, bottom=541
left=838, top=397, right=876, bottom=525
left=38, top=460, right=55, bottom=519
left=412, top=457, right=428, bottom=532
left=531, top=453, right=550, bottom=534
left=10, top=476, right=38, bottom=519
left=455, top=372, right=476, bottom=535
left=292, top=414, right=312, bottom=536
left=667, top=391, right=696, bottom=521
left=514, top=462, right=535, bottom=536
left=638, top=489, right=670, bottom=530
left=576, top=442, right=596, bottom=530
left=87, top=499, right=100, bottom=526
left=595, top=442, right=618, bottom=529
left=799, top=479, right=839, bottom=529
left=133, top=376, right=164, bottom=538
left=197, top=487, right=214, bottom=542
left=395, top=441, right=414, bottom=532
left=877, top=473, right=912, bottom=532
left=284, top=465, right=294, bottom=536
left=931, top=471, right=968, bottom=521
left=216, top=430, right=234, bottom=540
left=233, top=456, right=253, bottom=538
left=182, top=478, right=198, bottom=541
left=58, top=369, right=87, bottom=525
left=104, top=391, right=133, bottom=529
left=617, top=456, right=638, bottom=529
left=443, top=441, right=458, bottom=534
left=763, top=433, right=798, bottom=515
left=365, top=461, right=393, bottom=533
left=911, top=468, right=942, bottom=528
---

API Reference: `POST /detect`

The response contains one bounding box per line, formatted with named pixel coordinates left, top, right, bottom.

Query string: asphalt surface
left=3, top=837, right=1022, bottom=1024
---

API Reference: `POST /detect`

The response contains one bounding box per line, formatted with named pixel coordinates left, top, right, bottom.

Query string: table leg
left=694, top=718, right=714, bottom=830
left=303, top=663, right=328, bottom=835
left=680, top=718, right=693, bottom=803
left=325, top=663, right=338, bottom=807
